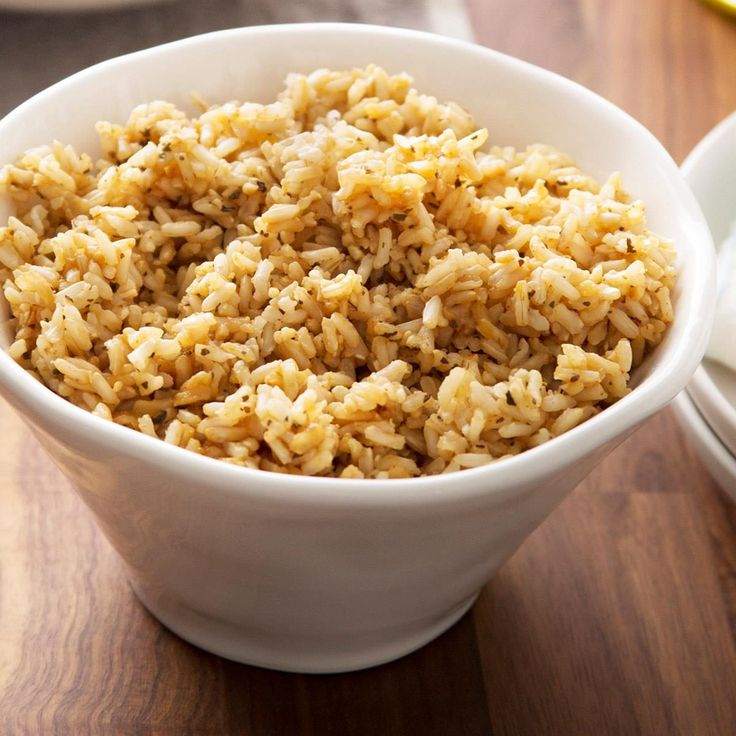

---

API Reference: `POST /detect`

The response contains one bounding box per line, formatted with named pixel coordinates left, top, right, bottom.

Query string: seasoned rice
left=0, top=65, right=677, bottom=478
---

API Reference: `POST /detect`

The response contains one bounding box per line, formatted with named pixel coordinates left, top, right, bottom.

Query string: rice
left=0, top=64, right=677, bottom=479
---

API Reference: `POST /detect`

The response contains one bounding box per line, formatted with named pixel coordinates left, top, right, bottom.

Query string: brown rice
left=0, top=65, right=677, bottom=478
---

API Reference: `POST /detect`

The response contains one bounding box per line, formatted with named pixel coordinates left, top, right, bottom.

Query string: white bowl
left=671, top=391, right=736, bottom=503
left=681, top=111, right=736, bottom=457
left=0, top=24, right=715, bottom=673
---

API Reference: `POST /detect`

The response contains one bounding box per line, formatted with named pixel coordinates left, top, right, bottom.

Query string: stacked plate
left=674, top=111, right=736, bottom=502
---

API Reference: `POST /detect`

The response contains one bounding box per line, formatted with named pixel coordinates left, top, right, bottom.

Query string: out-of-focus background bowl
left=676, top=111, right=736, bottom=495
left=0, top=23, right=715, bottom=673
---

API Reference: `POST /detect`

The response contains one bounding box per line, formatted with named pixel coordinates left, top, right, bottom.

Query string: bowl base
left=129, top=581, right=480, bottom=674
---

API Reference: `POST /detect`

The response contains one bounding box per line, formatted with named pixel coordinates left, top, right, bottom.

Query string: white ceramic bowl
left=671, top=391, right=736, bottom=503
left=681, top=111, right=736, bottom=457
left=0, top=24, right=715, bottom=673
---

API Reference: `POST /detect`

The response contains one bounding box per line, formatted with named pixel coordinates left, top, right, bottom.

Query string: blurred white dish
left=672, top=391, right=736, bottom=503
left=681, top=111, right=736, bottom=457
left=0, top=0, right=169, bottom=12
left=0, top=24, right=714, bottom=673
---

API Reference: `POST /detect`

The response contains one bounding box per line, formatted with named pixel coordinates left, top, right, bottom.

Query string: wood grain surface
left=2, top=0, right=736, bottom=734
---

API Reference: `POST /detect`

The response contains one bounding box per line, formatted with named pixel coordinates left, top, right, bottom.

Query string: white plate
left=672, top=391, right=736, bottom=502
left=681, top=111, right=736, bottom=456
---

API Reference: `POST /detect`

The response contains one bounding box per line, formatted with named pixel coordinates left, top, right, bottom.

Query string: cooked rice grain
left=0, top=65, right=677, bottom=478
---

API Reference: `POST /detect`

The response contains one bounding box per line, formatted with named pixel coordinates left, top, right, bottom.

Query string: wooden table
left=2, top=0, right=736, bottom=733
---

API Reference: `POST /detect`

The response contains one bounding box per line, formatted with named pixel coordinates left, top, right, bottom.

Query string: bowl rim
left=0, top=22, right=715, bottom=505
left=681, top=110, right=736, bottom=454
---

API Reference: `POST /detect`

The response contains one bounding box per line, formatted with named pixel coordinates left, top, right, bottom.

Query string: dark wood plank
left=475, top=411, right=736, bottom=736
left=220, top=614, right=492, bottom=736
